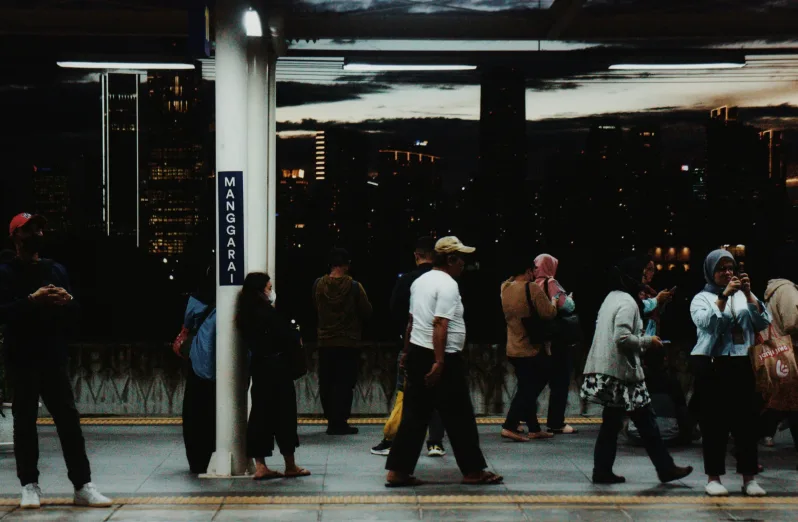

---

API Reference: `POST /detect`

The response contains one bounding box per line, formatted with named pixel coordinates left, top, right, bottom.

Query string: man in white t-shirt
left=385, top=237, right=503, bottom=487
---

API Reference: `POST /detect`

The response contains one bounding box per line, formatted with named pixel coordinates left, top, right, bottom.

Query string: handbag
left=172, top=303, right=214, bottom=360
left=749, top=324, right=798, bottom=411
left=543, top=278, right=583, bottom=344
left=288, top=322, right=308, bottom=380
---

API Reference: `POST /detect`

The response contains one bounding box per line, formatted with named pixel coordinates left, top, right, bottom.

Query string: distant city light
left=58, top=61, right=195, bottom=70
left=162, top=258, right=168, bottom=264
left=609, top=63, right=746, bottom=71
left=681, top=165, right=690, bottom=172
left=169, top=275, right=175, bottom=280
left=367, top=181, right=379, bottom=186
left=415, top=140, right=429, bottom=147
left=244, top=9, right=263, bottom=37
left=343, top=63, right=476, bottom=72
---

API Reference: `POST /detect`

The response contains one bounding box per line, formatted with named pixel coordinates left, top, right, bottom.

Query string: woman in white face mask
left=237, top=272, right=308, bottom=481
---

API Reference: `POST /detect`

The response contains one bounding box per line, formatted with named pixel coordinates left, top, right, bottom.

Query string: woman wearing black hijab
left=581, top=256, right=692, bottom=485
left=237, top=272, right=310, bottom=480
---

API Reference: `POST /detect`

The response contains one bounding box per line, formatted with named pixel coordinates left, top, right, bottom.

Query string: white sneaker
left=743, top=480, right=767, bottom=497
left=704, top=481, right=729, bottom=497
left=427, top=444, right=447, bottom=457
left=74, top=483, right=112, bottom=507
left=20, top=483, right=42, bottom=509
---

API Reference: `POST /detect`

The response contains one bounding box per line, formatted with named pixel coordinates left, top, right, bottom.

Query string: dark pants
left=11, top=364, right=91, bottom=488
left=318, top=348, right=360, bottom=428
left=247, top=358, right=299, bottom=458
left=546, top=342, right=573, bottom=430
left=394, top=351, right=445, bottom=444
left=594, top=405, right=675, bottom=475
left=182, top=364, right=216, bottom=473
left=760, top=410, right=798, bottom=450
left=503, top=356, right=550, bottom=433
left=386, top=345, right=487, bottom=475
left=692, top=355, right=759, bottom=476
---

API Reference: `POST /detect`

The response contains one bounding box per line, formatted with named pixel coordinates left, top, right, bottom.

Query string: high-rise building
left=101, top=73, right=142, bottom=244
left=32, top=165, right=70, bottom=234
left=142, top=71, right=210, bottom=258
left=760, top=129, right=786, bottom=181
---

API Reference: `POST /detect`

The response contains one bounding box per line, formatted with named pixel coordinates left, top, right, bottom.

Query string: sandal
left=253, top=470, right=284, bottom=481
left=462, top=471, right=504, bottom=485
left=385, top=476, right=425, bottom=488
left=284, top=467, right=311, bottom=478
left=548, top=425, right=579, bottom=435
left=501, top=428, right=528, bottom=442
left=528, top=431, right=554, bottom=440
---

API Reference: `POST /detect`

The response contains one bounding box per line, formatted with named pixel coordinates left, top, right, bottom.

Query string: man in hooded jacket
left=314, top=248, right=373, bottom=435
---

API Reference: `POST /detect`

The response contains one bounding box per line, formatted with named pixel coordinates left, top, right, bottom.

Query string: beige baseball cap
left=435, top=236, right=476, bottom=254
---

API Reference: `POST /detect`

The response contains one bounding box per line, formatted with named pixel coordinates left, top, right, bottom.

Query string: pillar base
left=199, top=451, right=255, bottom=478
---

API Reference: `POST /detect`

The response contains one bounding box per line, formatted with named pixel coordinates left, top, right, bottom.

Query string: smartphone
left=661, top=340, right=672, bottom=344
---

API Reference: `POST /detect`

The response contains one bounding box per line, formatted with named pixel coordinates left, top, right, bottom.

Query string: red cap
left=9, top=213, right=47, bottom=237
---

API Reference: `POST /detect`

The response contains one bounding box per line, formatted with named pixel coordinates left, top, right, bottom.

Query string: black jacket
left=0, top=258, right=79, bottom=367
left=239, top=299, right=300, bottom=361
left=389, top=263, right=433, bottom=337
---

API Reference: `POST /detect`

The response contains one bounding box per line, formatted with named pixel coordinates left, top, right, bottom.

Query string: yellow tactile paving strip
left=0, top=494, right=797, bottom=507
left=36, top=416, right=602, bottom=426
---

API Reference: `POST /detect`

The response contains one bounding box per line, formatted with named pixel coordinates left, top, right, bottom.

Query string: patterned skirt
left=580, top=373, right=651, bottom=412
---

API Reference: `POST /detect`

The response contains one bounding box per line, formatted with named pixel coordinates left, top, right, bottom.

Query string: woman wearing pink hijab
left=534, top=254, right=579, bottom=435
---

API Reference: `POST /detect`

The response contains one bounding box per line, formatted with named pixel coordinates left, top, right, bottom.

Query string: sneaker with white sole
left=704, top=481, right=729, bottom=497
left=743, top=480, right=767, bottom=497
left=20, top=483, right=42, bottom=509
left=371, top=439, right=392, bottom=456
left=427, top=444, right=447, bottom=457
left=74, top=483, right=112, bottom=507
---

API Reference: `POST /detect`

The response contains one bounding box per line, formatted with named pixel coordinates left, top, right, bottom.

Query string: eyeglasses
left=715, top=266, right=735, bottom=274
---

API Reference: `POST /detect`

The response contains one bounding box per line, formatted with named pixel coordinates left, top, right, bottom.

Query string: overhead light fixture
left=343, top=63, right=476, bottom=72
left=244, top=8, right=263, bottom=37
left=57, top=61, right=195, bottom=70
left=609, top=62, right=746, bottom=70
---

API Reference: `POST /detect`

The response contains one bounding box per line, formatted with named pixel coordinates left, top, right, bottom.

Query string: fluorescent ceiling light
left=244, top=9, right=263, bottom=37
left=343, top=63, right=476, bottom=72
left=58, top=61, right=194, bottom=70
left=609, top=63, right=746, bottom=70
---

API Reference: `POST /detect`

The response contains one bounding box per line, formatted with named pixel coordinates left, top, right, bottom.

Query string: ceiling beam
left=0, top=8, right=187, bottom=37
left=546, top=0, right=586, bottom=40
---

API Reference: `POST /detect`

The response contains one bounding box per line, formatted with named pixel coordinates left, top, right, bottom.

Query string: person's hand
left=655, top=290, right=674, bottom=306
left=399, top=351, right=408, bottom=370
left=651, top=336, right=664, bottom=349
left=740, top=273, right=752, bottom=297
left=29, top=285, right=61, bottom=304
left=724, top=277, right=742, bottom=297
left=424, top=361, right=444, bottom=388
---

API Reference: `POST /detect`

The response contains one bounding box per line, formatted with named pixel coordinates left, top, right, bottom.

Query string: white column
left=246, top=37, right=269, bottom=274
left=209, top=0, right=249, bottom=478
left=266, top=53, right=278, bottom=283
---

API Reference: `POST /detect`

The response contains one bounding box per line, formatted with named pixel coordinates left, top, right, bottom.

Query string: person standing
left=581, top=256, right=693, bottom=485
left=385, top=237, right=502, bottom=487
left=0, top=213, right=111, bottom=509
left=533, top=254, right=580, bottom=435
left=690, top=250, right=771, bottom=497
left=372, top=237, right=447, bottom=457
left=314, top=248, right=373, bottom=435
left=690, top=249, right=770, bottom=497
left=500, top=254, right=558, bottom=442
left=239, top=273, right=310, bottom=480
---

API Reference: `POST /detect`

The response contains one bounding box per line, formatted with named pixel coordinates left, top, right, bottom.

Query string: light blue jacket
left=184, top=296, right=217, bottom=380
left=690, top=290, right=771, bottom=357
left=643, top=298, right=658, bottom=337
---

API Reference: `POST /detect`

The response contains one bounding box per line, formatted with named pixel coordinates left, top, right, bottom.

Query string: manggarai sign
left=218, top=171, right=245, bottom=286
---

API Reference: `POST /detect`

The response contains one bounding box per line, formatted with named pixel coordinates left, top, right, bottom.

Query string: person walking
left=690, top=249, right=770, bottom=497
left=534, top=254, right=580, bottom=435
left=0, top=213, right=111, bottom=509
left=581, top=256, right=693, bottom=485
left=385, top=237, right=502, bottom=487
left=313, top=248, right=373, bottom=435
left=500, top=253, right=558, bottom=442
left=239, top=272, right=310, bottom=480
left=372, top=237, right=447, bottom=457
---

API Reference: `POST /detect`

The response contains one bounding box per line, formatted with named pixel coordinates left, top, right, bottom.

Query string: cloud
left=276, top=81, right=391, bottom=107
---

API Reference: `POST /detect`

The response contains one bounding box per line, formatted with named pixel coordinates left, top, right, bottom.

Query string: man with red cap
left=0, top=213, right=111, bottom=509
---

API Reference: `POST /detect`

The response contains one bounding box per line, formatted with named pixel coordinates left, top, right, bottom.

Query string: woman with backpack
left=237, top=272, right=310, bottom=481
left=534, top=254, right=580, bottom=435
left=581, top=256, right=693, bottom=485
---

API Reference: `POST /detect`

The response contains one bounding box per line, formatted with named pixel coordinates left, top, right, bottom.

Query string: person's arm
left=390, top=277, right=410, bottom=334
left=643, top=297, right=658, bottom=315
left=425, top=316, right=448, bottom=387
left=615, top=300, right=659, bottom=355
left=746, top=294, right=771, bottom=331
left=0, top=269, right=54, bottom=324
left=690, top=293, right=731, bottom=333
left=357, top=283, right=373, bottom=320
left=400, top=313, right=413, bottom=369
left=530, top=284, right=558, bottom=320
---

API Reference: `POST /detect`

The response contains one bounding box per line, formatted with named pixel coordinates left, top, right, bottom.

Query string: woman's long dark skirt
left=247, top=357, right=299, bottom=459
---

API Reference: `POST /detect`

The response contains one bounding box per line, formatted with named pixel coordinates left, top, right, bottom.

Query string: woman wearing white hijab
left=690, top=249, right=771, bottom=497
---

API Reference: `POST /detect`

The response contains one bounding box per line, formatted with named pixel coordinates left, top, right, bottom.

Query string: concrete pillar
left=208, top=0, right=249, bottom=478
left=266, top=53, right=278, bottom=283
left=246, top=37, right=269, bottom=274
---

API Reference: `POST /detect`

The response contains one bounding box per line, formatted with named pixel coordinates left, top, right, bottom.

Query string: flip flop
left=253, top=471, right=284, bottom=481
left=462, top=471, right=504, bottom=485
left=385, top=476, right=425, bottom=488
left=284, top=467, right=311, bottom=478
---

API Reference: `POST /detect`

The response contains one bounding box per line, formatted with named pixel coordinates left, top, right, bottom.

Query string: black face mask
left=20, top=234, right=44, bottom=253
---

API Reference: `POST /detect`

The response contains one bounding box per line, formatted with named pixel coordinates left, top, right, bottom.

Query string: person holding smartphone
left=690, top=249, right=771, bottom=497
